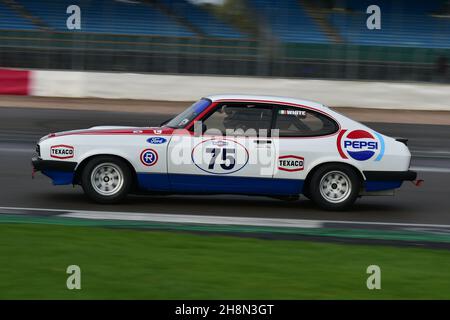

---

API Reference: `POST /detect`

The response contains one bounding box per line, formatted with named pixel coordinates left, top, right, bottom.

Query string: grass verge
left=0, top=223, right=449, bottom=299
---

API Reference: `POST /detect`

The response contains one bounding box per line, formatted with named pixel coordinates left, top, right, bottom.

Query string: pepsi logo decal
left=140, top=149, right=158, bottom=166
left=278, top=155, right=304, bottom=172
left=337, top=129, right=385, bottom=161
left=147, top=137, right=167, bottom=144
left=50, top=145, right=74, bottom=159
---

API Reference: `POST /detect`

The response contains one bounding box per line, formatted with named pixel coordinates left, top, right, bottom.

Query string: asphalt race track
left=0, top=107, right=449, bottom=225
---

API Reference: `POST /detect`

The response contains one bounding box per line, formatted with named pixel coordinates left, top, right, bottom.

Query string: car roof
left=205, top=94, right=327, bottom=110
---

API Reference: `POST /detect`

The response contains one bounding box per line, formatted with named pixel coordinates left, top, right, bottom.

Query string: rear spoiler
left=395, top=137, right=408, bottom=146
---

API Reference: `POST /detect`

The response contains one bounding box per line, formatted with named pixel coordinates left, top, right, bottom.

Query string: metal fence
left=0, top=29, right=448, bottom=83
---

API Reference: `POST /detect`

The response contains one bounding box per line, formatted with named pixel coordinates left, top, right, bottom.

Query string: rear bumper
left=363, top=170, right=417, bottom=192
left=363, top=170, right=417, bottom=182
left=32, top=157, right=77, bottom=172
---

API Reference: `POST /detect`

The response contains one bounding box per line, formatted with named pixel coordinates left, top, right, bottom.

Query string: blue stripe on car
left=41, top=171, right=403, bottom=194
left=364, top=180, right=402, bottom=191
left=138, top=173, right=304, bottom=196
left=42, top=170, right=74, bottom=185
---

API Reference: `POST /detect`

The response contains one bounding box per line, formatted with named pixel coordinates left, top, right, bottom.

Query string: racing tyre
left=309, top=164, right=361, bottom=211
left=81, top=156, right=132, bottom=204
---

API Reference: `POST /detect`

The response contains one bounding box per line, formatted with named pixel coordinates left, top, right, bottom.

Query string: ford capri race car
left=32, top=95, right=417, bottom=210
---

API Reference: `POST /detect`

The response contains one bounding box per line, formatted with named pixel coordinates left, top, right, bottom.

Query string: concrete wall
left=2, top=69, right=449, bottom=110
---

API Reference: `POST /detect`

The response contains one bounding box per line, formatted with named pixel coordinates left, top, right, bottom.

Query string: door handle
left=254, top=140, right=272, bottom=144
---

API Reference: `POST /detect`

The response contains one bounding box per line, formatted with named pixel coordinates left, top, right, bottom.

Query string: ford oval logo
left=192, top=138, right=249, bottom=175
left=147, top=137, right=167, bottom=144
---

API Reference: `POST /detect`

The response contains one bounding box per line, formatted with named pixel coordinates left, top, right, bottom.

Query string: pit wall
left=1, top=68, right=449, bottom=110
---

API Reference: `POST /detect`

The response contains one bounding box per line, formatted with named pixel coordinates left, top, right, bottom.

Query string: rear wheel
left=81, top=156, right=132, bottom=204
left=309, top=164, right=361, bottom=211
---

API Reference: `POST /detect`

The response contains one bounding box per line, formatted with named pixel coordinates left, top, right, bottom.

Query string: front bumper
left=32, top=157, right=77, bottom=185
left=32, top=157, right=77, bottom=172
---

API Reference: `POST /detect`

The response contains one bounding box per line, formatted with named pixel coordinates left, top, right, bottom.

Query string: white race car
left=32, top=95, right=417, bottom=210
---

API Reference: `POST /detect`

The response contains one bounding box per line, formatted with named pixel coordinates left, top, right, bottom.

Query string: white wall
left=31, top=70, right=450, bottom=110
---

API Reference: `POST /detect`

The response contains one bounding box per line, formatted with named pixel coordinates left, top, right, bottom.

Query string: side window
left=202, top=103, right=273, bottom=136
left=274, top=107, right=338, bottom=137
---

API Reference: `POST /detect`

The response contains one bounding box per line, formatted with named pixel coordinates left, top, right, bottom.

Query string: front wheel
left=81, top=156, right=132, bottom=204
left=308, top=164, right=361, bottom=211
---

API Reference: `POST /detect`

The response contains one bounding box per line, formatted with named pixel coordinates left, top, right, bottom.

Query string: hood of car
left=39, top=126, right=176, bottom=142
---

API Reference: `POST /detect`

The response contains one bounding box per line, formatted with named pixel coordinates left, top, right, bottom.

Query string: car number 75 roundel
left=191, top=138, right=249, bottom=175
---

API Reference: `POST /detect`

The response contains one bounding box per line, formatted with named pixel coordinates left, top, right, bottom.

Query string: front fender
left=75, top=149, right=137, bottom=172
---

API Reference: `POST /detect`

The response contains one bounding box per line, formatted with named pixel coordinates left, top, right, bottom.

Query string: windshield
left=164, top=98, right=212, bottom=129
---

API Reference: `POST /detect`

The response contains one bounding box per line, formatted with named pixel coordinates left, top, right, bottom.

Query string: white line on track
left=1, top=206, right=450, bottom=229
left=62, top=212, right=322, bottom=229
left=410, top=166, right=450, bottom=173
left=0, top=147, right=33, bottom=153
left=414, top=150, right=450, bottom=156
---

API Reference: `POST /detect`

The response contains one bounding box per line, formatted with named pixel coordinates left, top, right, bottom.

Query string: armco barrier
left=1, top=69, right=450, bottom=110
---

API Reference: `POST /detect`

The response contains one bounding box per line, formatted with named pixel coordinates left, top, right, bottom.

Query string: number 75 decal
left=192, top=139, right=250, bottom=175
left=207, top=148, right=235, bottom=170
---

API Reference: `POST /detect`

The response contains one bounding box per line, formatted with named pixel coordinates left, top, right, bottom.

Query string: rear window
left=274, top=107, right=338, bottom=137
